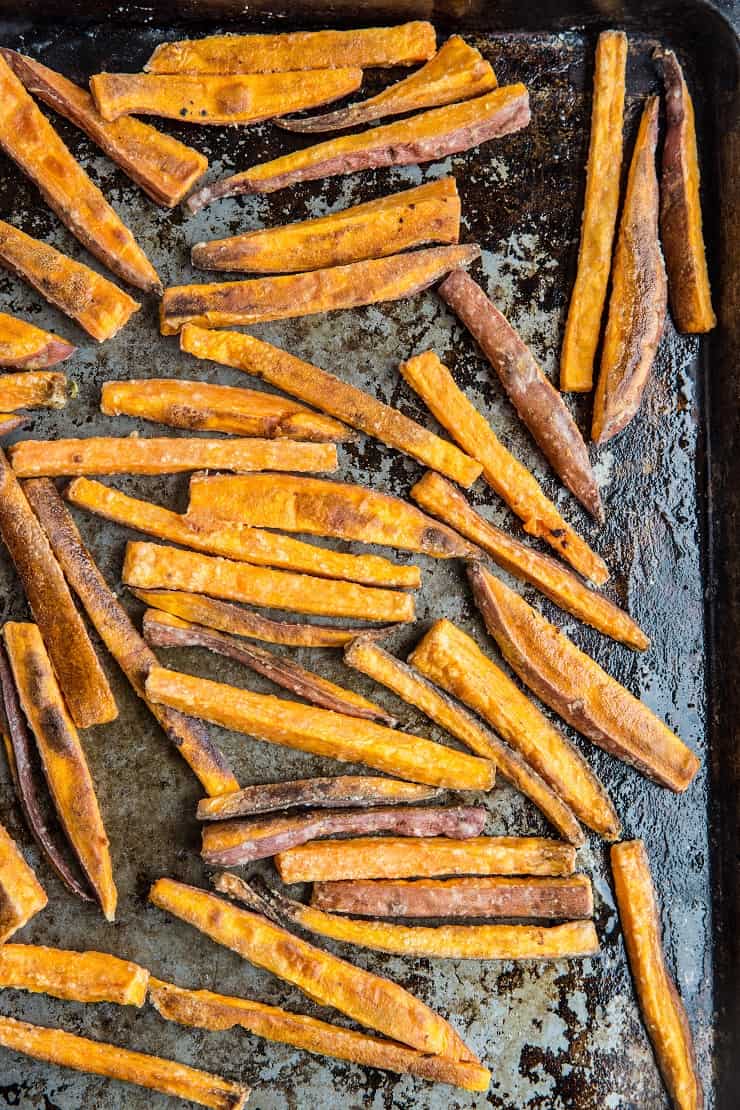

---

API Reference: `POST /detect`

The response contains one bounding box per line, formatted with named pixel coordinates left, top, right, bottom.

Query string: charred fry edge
left=197, top=776, right=441, bottom=822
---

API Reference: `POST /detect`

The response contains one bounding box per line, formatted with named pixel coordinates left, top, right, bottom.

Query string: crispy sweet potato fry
left=0, top=371, right=67, bottom=412
left=0, top=415, right=25, bottom=437
left=412, top=471, right=646, bottom=648
left=592, top=98, right=667, bottom=444
left=0, top=311, right=74, bottom=370
left=560, top=31, right=627, bottom=392
left=160, top=244, right=480, bottom=333
left=0, top=945, right=148, bottom=1005
left=180, top=326, right=481, bottom=488
left=0, top=820, right=47, bottom=942
left=399, top=351, right=608, bottom=583
left=0, top=1015, right=249, bottom=1109
left=187, top=84, right=529, bottom=209
left=409, top=619, right=620, bottom=839
left=3, top=622, right=117, bottom=920
left=0, top=55, right=160, bottom=293
left=191, top=178, right=460, bottom=273
left=197, top=776, right=440, bottom=822
left=471, top=570, right=700, bottom=792
left=0, top=50, right=207, bottom=208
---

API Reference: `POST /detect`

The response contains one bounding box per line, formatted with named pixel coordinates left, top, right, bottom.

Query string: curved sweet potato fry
left=197, top=776, right=440, bottom=822
left=0, top=311, right=75, bottom=370
left=0, top=945, right=148, bottom=1006
left=0, top=820, right=47, bottom=942
left=0, top=371, right=67, bottom=412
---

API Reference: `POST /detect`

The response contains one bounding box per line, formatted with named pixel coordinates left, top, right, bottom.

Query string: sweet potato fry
left=412, top=471, right=646, bottom=648
left=160, top=244, right=480, bottom=333
left=471, top=570, right=700, bottom=792
left=0, top=311, right=75, bottom=370
left=21, top=479, right=238, bottom=797
left=0, top=220, right=139, bottom=342
left=611, top=840, right=703, bottom=1109
left=0, top=371, right=67, bottom=412
left=3, top=622, right=117, bottom=920
left=197, top=776, right=440, bottom=822
left=0, top=945, right=148, bottom=1005
left=0, top=415, right=25, bottom=437
left=0, top=820, right=47, bottom=942
left=180, top=326, right=481, bottom=487
left=0, top=448, right=117, bottom=728
left=409, top=619, right=620, bottom=839
left=187, top=84, right=529, bottom=209
left=0, top=55, right=160, bottom=293
left=191, top=178, right=460, bottom=273
left=399, top=351, right=608, bottom=583
left=0, top=50, right=207, bottom=207
left=560, top=31, right=627, bottom=392
left=0, top=1015, right=249, bottom=1109
left=187, top=474, right=474, bottom=558
left=592, top=97, right=667, bottom=444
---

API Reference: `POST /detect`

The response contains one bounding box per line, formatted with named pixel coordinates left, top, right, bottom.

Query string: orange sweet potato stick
left=0, top=311, right=75, bottom=370
left=0, top=415, right=26, bottom=437
left=0, top=371, right=67, bottom=412
left=196, top=776, right=441, bottom=822
left=0, top=820, right=47, bottom=942
left=0, top=945, right=148, bottom=1005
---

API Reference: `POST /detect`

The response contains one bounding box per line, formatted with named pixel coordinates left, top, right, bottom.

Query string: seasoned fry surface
left=0, top=821, right=47, bottom=942
left=0, top=371, right=67, bottom=412
left=0, top=945, right=148, bottom=1005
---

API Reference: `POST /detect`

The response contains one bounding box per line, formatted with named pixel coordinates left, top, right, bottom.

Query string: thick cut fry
left=611, top=841, right=703, bottom=1109
left=188, top=84, right=529, bottom=209
left=0, top=415, right=24, bottom=436
left=0, top=449, right=117, bottom=728
left=471, top=571, right=700, bottom=791
left=160, top=244, right=480, bottom=333
left=593, top=98, right=667, bottom=443
left=0, top=311, right=74, bottom=370
left=3, top=622, right=117, bottom=920
left=187, top=474, right=473, bottom=558
left=191, top=178, right=461, bottom=273
left=400, top=351, right=608, bottom=583
left=180, top=327, right=481, bottom=487
left=0, top=821, right=47, bottom=942
left=0, top=1016, right=248, bottom=1109
left=0, top=50, right=207, bottom=207
left=412, top=471, right=646, bottom=648
left=197, top=776, right=440, bottom=822
left=410, top=619, right=620, bottom=838
left=21, top=479, right=238, bottom=797
left=560, top=31, right=627, bottom=392
left=0, top=55, right=160, bottom=293
left=0, top=945, right=148, bottom=1005
left=0, top=371, right=66, bottom=412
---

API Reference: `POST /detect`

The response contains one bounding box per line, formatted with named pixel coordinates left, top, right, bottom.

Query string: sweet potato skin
left=0, top=820, right=47, bottom=942
left=0, top=945, right=148, bottom=1005
left=0, top=371, right=67, bottom=412
left=0, top=415, right=25, bottom=437
left=0, top=311, right=75, bottom=370
left=197, top=776, right=440, bottom=822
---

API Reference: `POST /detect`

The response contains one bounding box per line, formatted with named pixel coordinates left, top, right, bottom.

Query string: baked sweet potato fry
left=412, top=471, right=647, bottom=649
left=187, top=474, right=474, bottom=558
left=0, top=1016, right=248, bottom=1109
left=399, top=351, right=608, bottom=583
left=612, top=840, right=703, bottom=1110
left=0, top=820, right=47, bottom=942
left=0, top=945, right=148, bottom=1005
left=0, top=415, right=25, bottom=437
left=21, top=479, right=238, bottom=797
left=180, top=326, right=481, bottom=488
left=278, top=36, right=496, bottom=133
left=0, top=50, right=207, bottom=207
left=197, top=776, right=440, bottom=822
left=0, top=220, right=139, bottom=342
left=592, top=97, right=667, bottom=444
left=160, top=244, right=480, bottom=333
left=191, top=178, right=460, bottom=273
left=3, top=622, right=117, bottom=920
left=0, top=311, right=75, bottom=370
left=0, top=55, right=160, bottom=293
left=409, top=619, right=621, bottom=839
left=471, top=571, right=700, bottom=792
left=560, top=31, right=627, bottom=392
left=187, top=84, right=529, bottom=209
left=0, top=371, right=67, bottom=412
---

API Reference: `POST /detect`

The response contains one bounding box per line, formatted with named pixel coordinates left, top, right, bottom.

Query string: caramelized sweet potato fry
left=0, top=945, right=148, bottom=1005
left=0, top=820, right=47, bottom=942
left=0, top=415, right=25, bottom=437
left=560, top=31, right=627, bottom=392
left=409, top=619, right=620, bottom=839
left=0, top=311, right=75, bottom=370
left=471, top=570, right=700, bottom=792
left=197, top=776, right=440, bottom=822
left=0, top=371, right=67, bottom=412
left=399, top=351, right=608, bottom=583
left=0, top=55, right=160, bottom=293
left=592, top=97, right=667, bottom=443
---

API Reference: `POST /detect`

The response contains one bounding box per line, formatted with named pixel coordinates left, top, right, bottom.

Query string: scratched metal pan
left=0, top=1, right=736, bottom=1107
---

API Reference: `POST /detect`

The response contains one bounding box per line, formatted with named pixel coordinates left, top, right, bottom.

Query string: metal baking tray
left=0, top=2, right=737, bottom=1106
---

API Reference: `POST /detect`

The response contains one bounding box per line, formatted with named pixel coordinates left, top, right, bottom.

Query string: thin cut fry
left=180, top=326, right=481, bottom=488
left=0, top=821, right=47, bottom=942
left=197, top=776, right=441, bottom=822
left=0, top=945, right=148, bottom=1005
left=0, top=310, right=75, bottom=369
left=0, top=371, right=67, bottom=412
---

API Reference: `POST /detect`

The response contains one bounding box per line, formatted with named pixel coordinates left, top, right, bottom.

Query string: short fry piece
left=0, top=945, right=148, bottom=1005
left=180, top=326, right=481, bottom=488
left=0, top=821, right=47, bottom=942
left=0, top=371, right=66, bottom=412
left=197, top=776, right=440, bottom=822
left=0, top=415, right=25, bottom=436
left=0, top=311, right=75, bottom=370
left=612, top=840, right=703, bottom=1110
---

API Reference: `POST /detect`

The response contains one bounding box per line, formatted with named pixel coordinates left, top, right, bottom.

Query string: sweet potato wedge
left=0, top=448, right=117, bottom=729
left=0, top=945, right=148, bottom=1005
left=611, top=840, right=703, bottom=1109
left=412, top=471, right=647, bottom=649
left=409, top=619, right=620, bottom=839
left=0, top=311, right=74, bottom=370
left=197, top=776, right=440, bottom=822
left=0, top=219, right=139, bottom=342
left=0, top=55, right=160, bottom=293
left=21, top=479, right=238, bottom=797
left=471, top=570, right=700, bottom=792
left=0, top=820, right=47, bottom=942
left=187, top=84, right=529, bottom=208
left=592, top=97, right=667, bottom=444
left=3, top=622, right=117, bottom=920
left=191, top=178, right=461, bottom=273
left=180, top=327, right=481, bottom=487
left=187, top=474, right=474, bottom=558
left=0, top=1015, right=249, bottom=1109
left=0, top=415, right=25, bottom=437
left=0, top=371, right=67, bottom=412
left=160, top=244, right=480, bottom=333
left=399, top=351, right=608, bottom=583
left=0, top=50, right=207, bottom=207
left=560, top=31, right=627, bottom=392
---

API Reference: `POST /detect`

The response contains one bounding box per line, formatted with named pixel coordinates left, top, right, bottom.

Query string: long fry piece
left=0, top=945, right=148, bottom=1005
left=0, top=311, right=75, bottom=370
left=0, top=821, right=47, bottom=942
left=197, top=776, right=440, bottom=822
left=0, top=371, right=67, bottom=412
